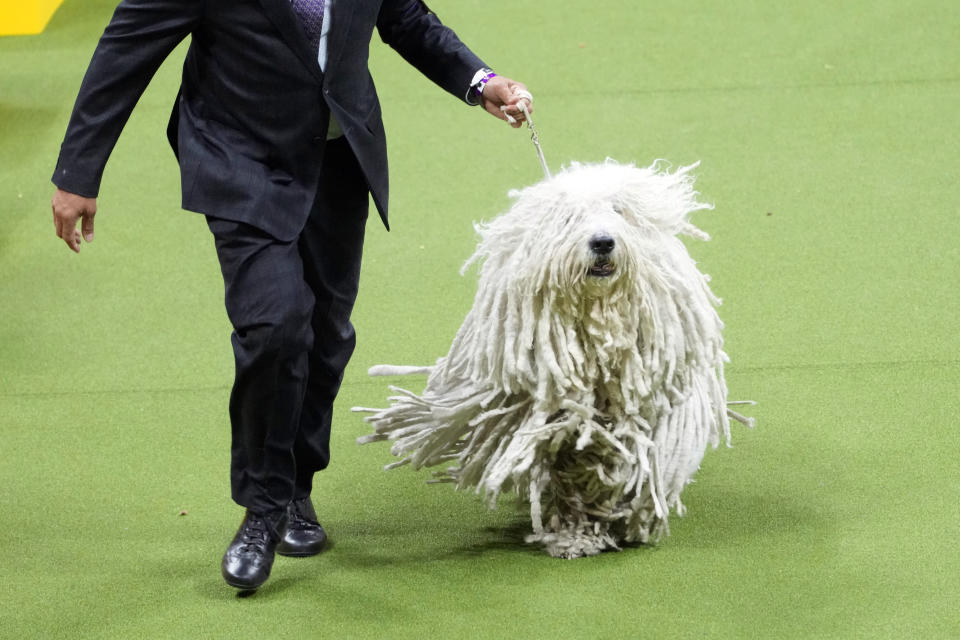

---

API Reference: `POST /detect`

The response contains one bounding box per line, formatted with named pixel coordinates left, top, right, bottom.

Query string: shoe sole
left=275, top=544, right=325, bottom=558
left=223, top=577, right=264, bottom=591
left=222, top=569, right=269, bottom=591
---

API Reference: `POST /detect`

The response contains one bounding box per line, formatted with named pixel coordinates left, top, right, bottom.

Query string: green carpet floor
left=1, top=1, right=958, bottom=638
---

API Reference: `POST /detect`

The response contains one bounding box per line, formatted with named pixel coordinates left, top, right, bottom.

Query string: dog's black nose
left=589, top=234, right=615, bottom=256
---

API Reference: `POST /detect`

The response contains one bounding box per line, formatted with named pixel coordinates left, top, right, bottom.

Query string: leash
left=502, top=91, right=550, bottom=179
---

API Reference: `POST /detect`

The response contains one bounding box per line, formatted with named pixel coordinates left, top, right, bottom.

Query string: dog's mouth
left=588, top=259, right=617, bottom=278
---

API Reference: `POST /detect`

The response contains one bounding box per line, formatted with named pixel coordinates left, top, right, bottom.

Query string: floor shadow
left=447, top=519, right=545, bottom=557
left=672, top=483, right=828, bottom=549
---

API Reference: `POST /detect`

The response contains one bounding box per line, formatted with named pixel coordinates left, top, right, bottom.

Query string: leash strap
left=519, top=100, right=551, bottom=179
left=502, top=92, right=550, bottom=179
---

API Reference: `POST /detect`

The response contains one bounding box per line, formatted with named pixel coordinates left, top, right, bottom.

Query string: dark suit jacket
left=52, top=0, right=486, bottom=239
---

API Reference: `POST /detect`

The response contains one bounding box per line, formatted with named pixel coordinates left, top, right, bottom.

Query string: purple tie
left=290, top=0, right=325, bottom=51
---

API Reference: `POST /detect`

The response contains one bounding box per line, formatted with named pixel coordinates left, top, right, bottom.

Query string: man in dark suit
left=50, top=0, right=532, bottom=591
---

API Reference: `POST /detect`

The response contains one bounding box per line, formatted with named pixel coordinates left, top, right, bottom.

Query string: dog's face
left=467, top=161, right=711, bottom=298
left=575, top=204, right=631, bottom=289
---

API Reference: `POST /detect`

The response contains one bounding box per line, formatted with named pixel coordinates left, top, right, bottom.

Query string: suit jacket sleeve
left=376, top=0, right=487, bottom=103
left=52, top=0, right=201, bottom=197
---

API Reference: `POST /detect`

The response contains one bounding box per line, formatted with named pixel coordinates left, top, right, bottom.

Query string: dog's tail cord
left=501, top=92, right=551, bottom=179
left=726, top=400, right=757, bottom=428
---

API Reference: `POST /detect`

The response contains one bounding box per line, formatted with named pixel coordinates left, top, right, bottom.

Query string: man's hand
left=52, top=188, right=97, bottom=253
left=480, top=75, right=533, bottom=128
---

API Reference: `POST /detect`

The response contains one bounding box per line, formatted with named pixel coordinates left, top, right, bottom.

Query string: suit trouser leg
left=292, top=137, right=369, bottom=499
left=207, top=137, right=368, bottom=514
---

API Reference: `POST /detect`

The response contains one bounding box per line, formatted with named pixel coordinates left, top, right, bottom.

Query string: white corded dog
left=356, top=160, right=753, bottom=558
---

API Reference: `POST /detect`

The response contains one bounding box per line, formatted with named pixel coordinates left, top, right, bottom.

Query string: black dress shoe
left=276, top=497, right=327, bottom=557
left=221, top=509, right=288, bottom=590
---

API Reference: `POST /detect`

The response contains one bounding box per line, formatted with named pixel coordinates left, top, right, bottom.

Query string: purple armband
left=475, top=71, right=497, bottom=97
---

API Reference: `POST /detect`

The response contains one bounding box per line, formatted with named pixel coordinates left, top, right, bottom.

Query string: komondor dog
left=356, top=160, right=752, bottom=558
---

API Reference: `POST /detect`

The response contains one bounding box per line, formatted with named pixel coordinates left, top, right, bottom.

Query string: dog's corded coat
left=357, top=161, right=750, bottom=558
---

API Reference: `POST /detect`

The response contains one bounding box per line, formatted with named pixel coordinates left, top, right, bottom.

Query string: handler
left=50, top=0, right=532, bottom=591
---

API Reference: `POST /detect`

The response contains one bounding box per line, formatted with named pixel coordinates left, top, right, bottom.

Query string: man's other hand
left=480, top=76, right=533, bottom=128
left=52, top=188, right=97, bottom=253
